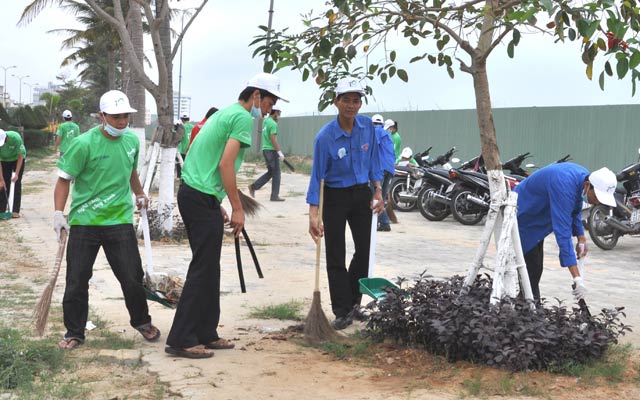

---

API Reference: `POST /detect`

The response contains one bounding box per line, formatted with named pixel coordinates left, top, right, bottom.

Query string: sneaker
left=270, top=197, right=285, bottom=202
left=248, top=184, right=255, bottom=198
left=377, top=224, right=391, bottom=232
left=330, top=316, right=353, bottom=330
left=348, top=307, right=367, bottom=322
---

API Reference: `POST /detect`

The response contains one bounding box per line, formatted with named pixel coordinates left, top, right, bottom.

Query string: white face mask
left=104, top=122, right=127, bottom=137
left=250, top=96, right=262, bottom=118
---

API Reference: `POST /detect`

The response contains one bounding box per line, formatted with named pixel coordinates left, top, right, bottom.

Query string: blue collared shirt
left=306, top=115, right=382, bottom=205
left=375, top=125, right=396, bottom=174
left=514, top=162, right=588, bottom=267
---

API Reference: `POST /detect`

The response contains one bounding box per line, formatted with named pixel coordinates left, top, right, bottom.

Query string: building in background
left=173, top=92, right=191, bottom=120
left=32, top=82, right=63, bottom=106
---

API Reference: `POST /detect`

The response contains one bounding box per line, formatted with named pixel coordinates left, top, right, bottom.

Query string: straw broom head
left=303, top=290, right=338, bottom=343
left=34, top=230, right=68, bottom=336
left=238, top=189, right=262, bottom=217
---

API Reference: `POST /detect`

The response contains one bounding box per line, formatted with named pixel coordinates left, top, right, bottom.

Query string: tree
left=252, top=0, right=640, bottom=300
left=20, top=0, right=209, bottom=234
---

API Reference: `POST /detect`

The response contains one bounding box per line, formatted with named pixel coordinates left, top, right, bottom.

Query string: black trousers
left=63, top=224, right=151, bottom=340
left=323, top=184, right=372, bottom=317
left=0, top=160, right=25, bottom=213
left=252, top=149, right=281, bottom=200
left=523, top=240, right=544, bottom=301
left=167, top=183, right=223, bottom=348
left=176, top=153, right=187, bottom=179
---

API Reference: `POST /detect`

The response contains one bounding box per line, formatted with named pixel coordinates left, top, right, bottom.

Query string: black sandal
left=165, top=345, right=214, bottom=359
left=58, top=337, right=83, bottom=350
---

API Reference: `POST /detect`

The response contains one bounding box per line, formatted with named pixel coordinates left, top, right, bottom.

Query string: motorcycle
left=447, top=153, right=532, bottom=225
left=416, top=148, right=464, bottom=221
left=389, top=147, right=433, bottom=212
left=587, top=148, right=640, bottom=250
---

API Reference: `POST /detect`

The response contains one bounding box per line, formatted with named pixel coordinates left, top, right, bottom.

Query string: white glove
left=572, top=276, right=587, bottom=301
left=277, top=150, right=285, bottom=161
left=136, top=194, right=149, bottom=209
left=53, top=211, right=70, bottom=242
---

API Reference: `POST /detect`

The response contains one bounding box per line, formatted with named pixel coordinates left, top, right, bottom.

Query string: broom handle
left=314, top=180, right=324, bottom=292
left=140, top=207, right=154, bottom=275
left=54, top=229, right=68, bottom=277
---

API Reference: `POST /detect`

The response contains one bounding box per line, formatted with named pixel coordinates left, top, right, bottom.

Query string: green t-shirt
left=0, top=131, right=26, bottom=161
left=261, top=117, right=278, bottom=151
left=177, top=122, right=194, bottom=154
left=392, top=132, right=402, bottom=159
left=56, top=126, right=139, bottom=226
left=182, top=103, right=252, bottom=200
left=56, top=121, right=81, bottom=153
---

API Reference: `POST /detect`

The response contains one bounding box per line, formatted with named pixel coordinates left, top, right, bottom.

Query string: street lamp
left=23, top=82, right=37, bottom=105
left=12, top=74, right=30, bottom=105
left=1, top=65, right=16, bottom=107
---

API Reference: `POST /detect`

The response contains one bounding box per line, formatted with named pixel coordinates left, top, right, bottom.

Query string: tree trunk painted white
left=158, top=146, right=177, bottom=235
left=140, top=142, right=160, bottom=192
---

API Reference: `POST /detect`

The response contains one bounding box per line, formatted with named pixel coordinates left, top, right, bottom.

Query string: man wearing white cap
left=53, top=110, right=80, bottom=157
left=384, top=119, right=402, bottom=159
left=514, top=162, right=617, bottom=303
left=0, top=128, right=26, bottom=218
left=249, top=103, right=286, bottom=201
left=53, top=90, right=159, bottom=350
left=176, top=113, right=193, bottom=178
left=166, top=72, right=287, bottom=358
left=371, top=114, right=395, bottom=232
left=307, top=78, right=384, bottom=330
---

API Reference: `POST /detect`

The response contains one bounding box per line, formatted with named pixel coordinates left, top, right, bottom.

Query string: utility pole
left=1, top=65, right=16, bottom=107
left=256, top=0, right=275, bottom=153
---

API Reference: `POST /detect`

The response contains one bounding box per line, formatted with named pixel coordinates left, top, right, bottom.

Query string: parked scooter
left=587, top=148, right=640, bottom=250
left=389, top=147, right=433, bottom=211
left=417, top=149, right=467, bottom=221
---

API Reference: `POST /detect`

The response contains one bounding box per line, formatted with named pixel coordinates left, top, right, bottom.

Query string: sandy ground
left=10, top=155, right=640, bottom=399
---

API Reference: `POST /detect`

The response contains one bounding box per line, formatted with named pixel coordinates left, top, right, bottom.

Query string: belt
left=326, top=183, right=369, bottom=191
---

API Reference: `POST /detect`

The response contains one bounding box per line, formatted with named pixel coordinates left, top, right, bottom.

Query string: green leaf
left=302, top=69, right=310, bottom=82
left=397, top=69, right=408, bottom=82
left=597, top=37, right=607, bottom=51
left=513, top=29, right=521, bottom=46
left=319, top=38, right=332, bottom=57
left=428, top=55, right=436, bottom=64
left=617, top=57, right=629, bottom=79
left=605, top=61, right=613, bottom=76
left=437, top=39, right=444, bottom=51
left=369, top=64, right=378, bottom=74
left=447, top=66, right=454, bottom=79
left=630, top=50, right=640, bottom=69
left=390, top=50, right=397, bottom=62
left=363, top=21, right=370, bottom=32
left=568, top=28, right=576, bottom=41
left=389, top=66, right=396, bottom=77
left=263, top=60, right=274, bottom=73
left=410, top=36, right=419, bottom=46
left=540, top=0, right=553, bottom=12
left=599, top=71, right=605, bottom=90
left=507, top=42, right=515, bottom=58
left=586, top=62, right=593, bottom=80
left=381, top=72, right=388, bottom=84
left=347, top=45, right=357, bottom=58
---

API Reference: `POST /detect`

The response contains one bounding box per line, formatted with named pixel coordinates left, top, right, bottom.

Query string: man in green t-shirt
left=54, top=110, right=81, bottom=156
left=176, top=113, right=193, bottom=178
left=165, top=73, right=288, bottom=359
left=52, top=90, right=160, bottom=350
left=0, top=129, right=26, bottom=218
left=248, top=104, right=286, bottom=201
left=385, top=119, right=402, bottom=159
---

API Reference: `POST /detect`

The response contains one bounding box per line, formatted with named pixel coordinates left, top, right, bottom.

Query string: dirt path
left=7, top=155, right=640, bottom=399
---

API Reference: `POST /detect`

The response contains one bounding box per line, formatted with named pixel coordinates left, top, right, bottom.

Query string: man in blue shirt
left=514, top=163, right=617, bottom=302
left=371, top=114, right=395, bottom=232
left=307, top=78, right=384, bottom=330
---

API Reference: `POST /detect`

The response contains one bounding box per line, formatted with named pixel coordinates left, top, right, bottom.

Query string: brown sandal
left=58, top=337, right=83, bottom=350
left=135, top=323, right=161, bottom=342
left=165, top=345, right=214, bottom=359
left=204, top=338, right=235, bottom=350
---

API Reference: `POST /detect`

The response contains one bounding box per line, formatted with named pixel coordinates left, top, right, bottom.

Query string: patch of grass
left=248, top=300, right=304, bottom=321
left=462, top=376, right=482, bottom=396
left=553, top=343, right=633, bottom=385
left=0, top=326, right=66, bottom=390
left=86, top=330, right=136, bottom=350
left=320, top=336, right=374, bottom=361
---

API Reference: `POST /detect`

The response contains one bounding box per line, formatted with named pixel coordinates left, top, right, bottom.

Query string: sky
left=1, top=0, right=639, bottom=120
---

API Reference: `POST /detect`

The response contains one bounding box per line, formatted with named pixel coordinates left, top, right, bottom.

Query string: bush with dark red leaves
left=364, top=273, right=631, bottom=371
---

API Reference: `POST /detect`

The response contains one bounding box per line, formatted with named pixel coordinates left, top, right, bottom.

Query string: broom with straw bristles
left=386, top=191, right=398, bottom=224
left=34, top=229, right=67, bottom=336
left=238, top=189, right=261, bottom=217
left=304, top=180, right=338, bottom=342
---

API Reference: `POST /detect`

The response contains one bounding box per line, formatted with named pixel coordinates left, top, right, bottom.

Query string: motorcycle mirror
left=525, top=163, right=536, bottom=168
left=451, top=157, right=460, bottom=163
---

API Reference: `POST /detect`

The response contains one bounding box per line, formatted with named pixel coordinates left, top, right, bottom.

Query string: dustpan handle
left=314, top=180, right=324, bottom=292
left=140, top=207, right=154, bottom=275
left=368, top=199, right=378, bottom=278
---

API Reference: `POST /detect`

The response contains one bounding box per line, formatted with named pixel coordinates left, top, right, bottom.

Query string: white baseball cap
left=589, top=167, right=617, bottom=207
left=247, top=73, right=289, bottom=102
left=180, top=113, right=189, bottom=119
left=0, top=129, right=5, bottom=146
left=62, top=110, right=72, bottom=119
left=384, top=119, right=395, bottom=130
left=335, top=78, right=365, bottom=96
left=372, top=114, right=384, bottom=124
left=99, top=90, right=137, bottom=114
left=401, top=147, right=413, bottom=158
left=271, top=104, right=281, bottom=112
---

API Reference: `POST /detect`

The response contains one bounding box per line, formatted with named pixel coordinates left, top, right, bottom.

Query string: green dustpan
left=359, top=277, right=399, bottom=301
left=0, top=191, right=11, bottom=219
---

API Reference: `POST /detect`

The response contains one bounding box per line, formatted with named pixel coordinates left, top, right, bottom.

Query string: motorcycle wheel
left=390, top=179, right=416, bottom=212
left=451, top=189, right=486, bottom=226
left=587, top=204, right=620, bottom=250
left=418, top=187, right=450, bottom=221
